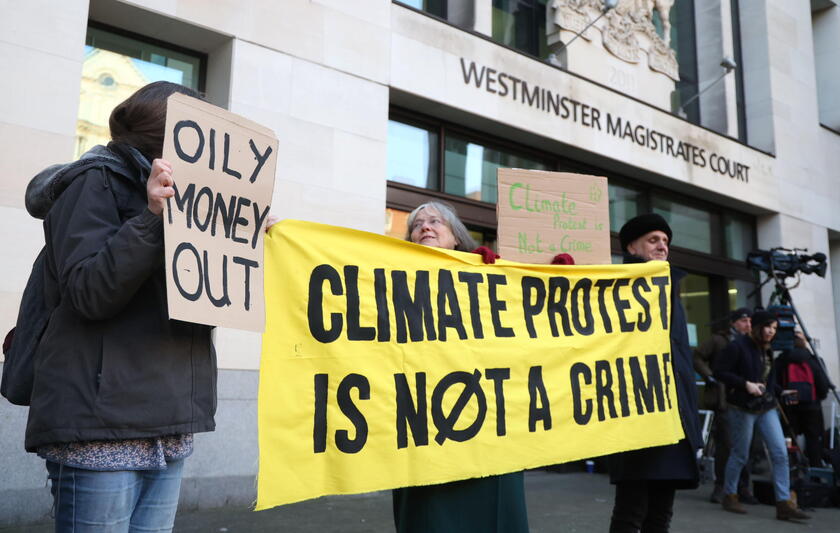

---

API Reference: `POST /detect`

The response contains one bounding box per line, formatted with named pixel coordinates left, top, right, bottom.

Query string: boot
left=776, top=499, right=810, bottom=521
left=722, top=494, right=747, bottom=514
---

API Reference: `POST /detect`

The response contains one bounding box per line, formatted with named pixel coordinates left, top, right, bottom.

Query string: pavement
left=3, top=470, right=839, bottom=532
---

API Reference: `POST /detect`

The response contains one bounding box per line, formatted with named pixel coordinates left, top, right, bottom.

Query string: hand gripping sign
left=256, top=220, right=685, bottom=510
left=162, top=93, right=278, bottom=332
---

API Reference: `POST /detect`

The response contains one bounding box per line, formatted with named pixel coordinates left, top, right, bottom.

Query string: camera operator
left=693, top=308, right=756, bottom=504
left=714, top=311, right=809, bottom=520
left=774, top=331, right=830, bottom=467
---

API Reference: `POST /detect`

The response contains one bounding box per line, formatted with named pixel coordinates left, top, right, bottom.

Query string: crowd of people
left=6, top=81, right=833, bottom=532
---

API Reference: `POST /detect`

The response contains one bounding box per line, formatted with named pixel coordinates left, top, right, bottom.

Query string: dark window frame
left=86, top=20, right=208, bottom=94
left=386, top=108, right=756, bottom=284
left=393, top=0, right=447, bottom=20
left=491, top=0, right=548, bottom=59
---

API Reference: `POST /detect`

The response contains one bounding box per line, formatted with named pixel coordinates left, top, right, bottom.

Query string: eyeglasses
left=410, top=216, right=446, bottom=233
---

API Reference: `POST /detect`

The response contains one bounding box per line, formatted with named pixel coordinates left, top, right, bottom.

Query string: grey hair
left=405, top=201, right=478, bottom=252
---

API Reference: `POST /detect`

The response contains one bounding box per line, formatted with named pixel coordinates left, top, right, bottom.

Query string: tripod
left=756, top=268, right=840, bottom=407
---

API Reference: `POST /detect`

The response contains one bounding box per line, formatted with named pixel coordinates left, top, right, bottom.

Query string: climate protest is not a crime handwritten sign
left=497, top=169, right=611, bottom=265
left=162, top=93, right=278, bottom=332
left=256, top=220, right=685, bottom=510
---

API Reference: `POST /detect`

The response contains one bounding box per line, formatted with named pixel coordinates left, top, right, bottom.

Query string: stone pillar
left=694, top=0, right=727, bottom=133
left=473, top=0, right=493, bottom=36
left=545, top=1, right=678, bottom=111
left=718, top=0, right=740, bottom=138
left=694, top=0, right=740, bottom=137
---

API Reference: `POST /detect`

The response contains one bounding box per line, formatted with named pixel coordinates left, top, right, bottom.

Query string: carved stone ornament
left=549, top=0, right=680, bottom=81
left=550, top=0, right=602, bottom=38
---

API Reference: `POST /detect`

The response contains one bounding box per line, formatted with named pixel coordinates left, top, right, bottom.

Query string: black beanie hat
left=619, top=213, right=673, bottom=253
left=751, top=310, right=777, bottom=328
left=729, top=307, right=752, bottom=322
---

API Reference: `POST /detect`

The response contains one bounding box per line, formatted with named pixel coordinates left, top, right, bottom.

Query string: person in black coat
left=714, top=311, right=810, bottom=520
left=607, top=214, right=703, bottom=533
left=23, top=82, right=217, bottom=532
left=774, top=332, right=830, bottom=467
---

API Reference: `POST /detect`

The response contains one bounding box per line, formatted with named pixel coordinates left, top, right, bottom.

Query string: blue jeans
left=46, top=459, right=184, bottom=533
left=724, top=408, right=789, bottom=501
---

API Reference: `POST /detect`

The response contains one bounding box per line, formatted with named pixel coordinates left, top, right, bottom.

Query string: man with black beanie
left=693, top=307, right=757, bottom=504
left=608, top=214, right=703, bottom=533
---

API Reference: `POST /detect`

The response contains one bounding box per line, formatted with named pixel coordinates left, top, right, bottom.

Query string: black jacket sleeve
left=44, top=168, right=164, bottom=321
left=810, top=358, right=831, bottom=400
left=713, top=340, right=746, bottom=391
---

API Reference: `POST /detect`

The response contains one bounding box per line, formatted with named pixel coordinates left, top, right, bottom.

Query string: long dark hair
left=751, top=319, right=778, bottom=350
left=109, top=81, right=202, bottom=161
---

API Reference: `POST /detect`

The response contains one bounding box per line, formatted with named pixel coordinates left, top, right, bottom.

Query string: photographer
left=693, top=308, right=755, bottom=504
left=714, top=311, right=809, bottom=520
left=774, top=331, right=830, bottom=467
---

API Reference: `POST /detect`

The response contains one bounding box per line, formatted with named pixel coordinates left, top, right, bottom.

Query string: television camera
left=746, top=247, right=827, bottom=279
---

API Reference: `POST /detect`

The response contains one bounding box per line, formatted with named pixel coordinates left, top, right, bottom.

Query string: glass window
left=387, top=120, right=440, bottom=189
left=730, top=0, right=747, bottom=142
left=723, top=212, right=755, bottom=261
left=680, top=273, right=711, bottom=347
left=669, top=0, right=699, bottom=123
left=77, top=25, right=203, bottom=158
left=652, top=196, right=711, bottom=253
left=385, top=208, right=497, bottom=251
left=492, top=0, right=548, bottom=59
left=609, top=183, right=643, bottom=232
left=443, top=135, right=549, bottom=203
left=397, top=0, right=447, bottom=18
left=728, top=278, right=758, bottom=310
left=386, top=208, right=410, bottom=241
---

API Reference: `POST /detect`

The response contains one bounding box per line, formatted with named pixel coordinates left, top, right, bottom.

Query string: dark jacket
left=713, top=334, right=778, bottom=411
left=693, top=328, right=742, bottom=410
left=608, top=257, right=703, bottom=487
left=774, top=347, right=830, bottom=408
left=23, top=143, right=217, bottom=452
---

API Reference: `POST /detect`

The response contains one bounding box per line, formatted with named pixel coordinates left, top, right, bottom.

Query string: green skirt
left=392, top=472, right=529, bottom=532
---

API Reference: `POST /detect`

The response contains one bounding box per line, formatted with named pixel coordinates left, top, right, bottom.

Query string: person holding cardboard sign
left=607, top=214, right=703, bottom=533
left=391, top=201, right=528, bottom=533
left=21, top=82, right=218, bottom=532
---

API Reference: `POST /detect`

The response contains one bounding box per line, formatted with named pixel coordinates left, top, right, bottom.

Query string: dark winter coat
left=714, top=334, right=779, bottom=411
left=608, top=258, right=703, bottom=488
left=23, top=143, right=217, bottom=452
left=693, top=330, right=730, bottom=410
left=774, top=347, right=830, bottom=408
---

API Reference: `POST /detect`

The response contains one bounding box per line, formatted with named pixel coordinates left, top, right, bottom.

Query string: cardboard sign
left=256, top=220, right=682, bottom=510
left=497, top=169, right=610, bottom=265
left=162, top=93, right=278, bottom=332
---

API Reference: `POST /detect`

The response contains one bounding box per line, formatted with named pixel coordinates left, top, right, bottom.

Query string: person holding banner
left=391, top=201, right=528, bottom=533
left=21, top=81, right=217, bottom=532
left=607, top=214, right=703, bottom=533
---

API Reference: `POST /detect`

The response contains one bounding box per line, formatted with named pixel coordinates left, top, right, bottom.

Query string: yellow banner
left=257, top=220, right=684, bottom=510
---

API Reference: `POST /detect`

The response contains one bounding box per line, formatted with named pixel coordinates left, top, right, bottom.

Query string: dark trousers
left=713, top=409, right=751, bottom=493
left=609, top=481, right=676, bottom=533
left=786, top=406, right=824, bottom=467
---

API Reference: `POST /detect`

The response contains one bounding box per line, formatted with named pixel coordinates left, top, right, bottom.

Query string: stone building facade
left=2, top=0, right=839, bottom=525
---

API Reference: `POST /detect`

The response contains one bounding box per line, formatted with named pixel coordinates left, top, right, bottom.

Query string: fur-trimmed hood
left=25, top=143, right=150, bottom=219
